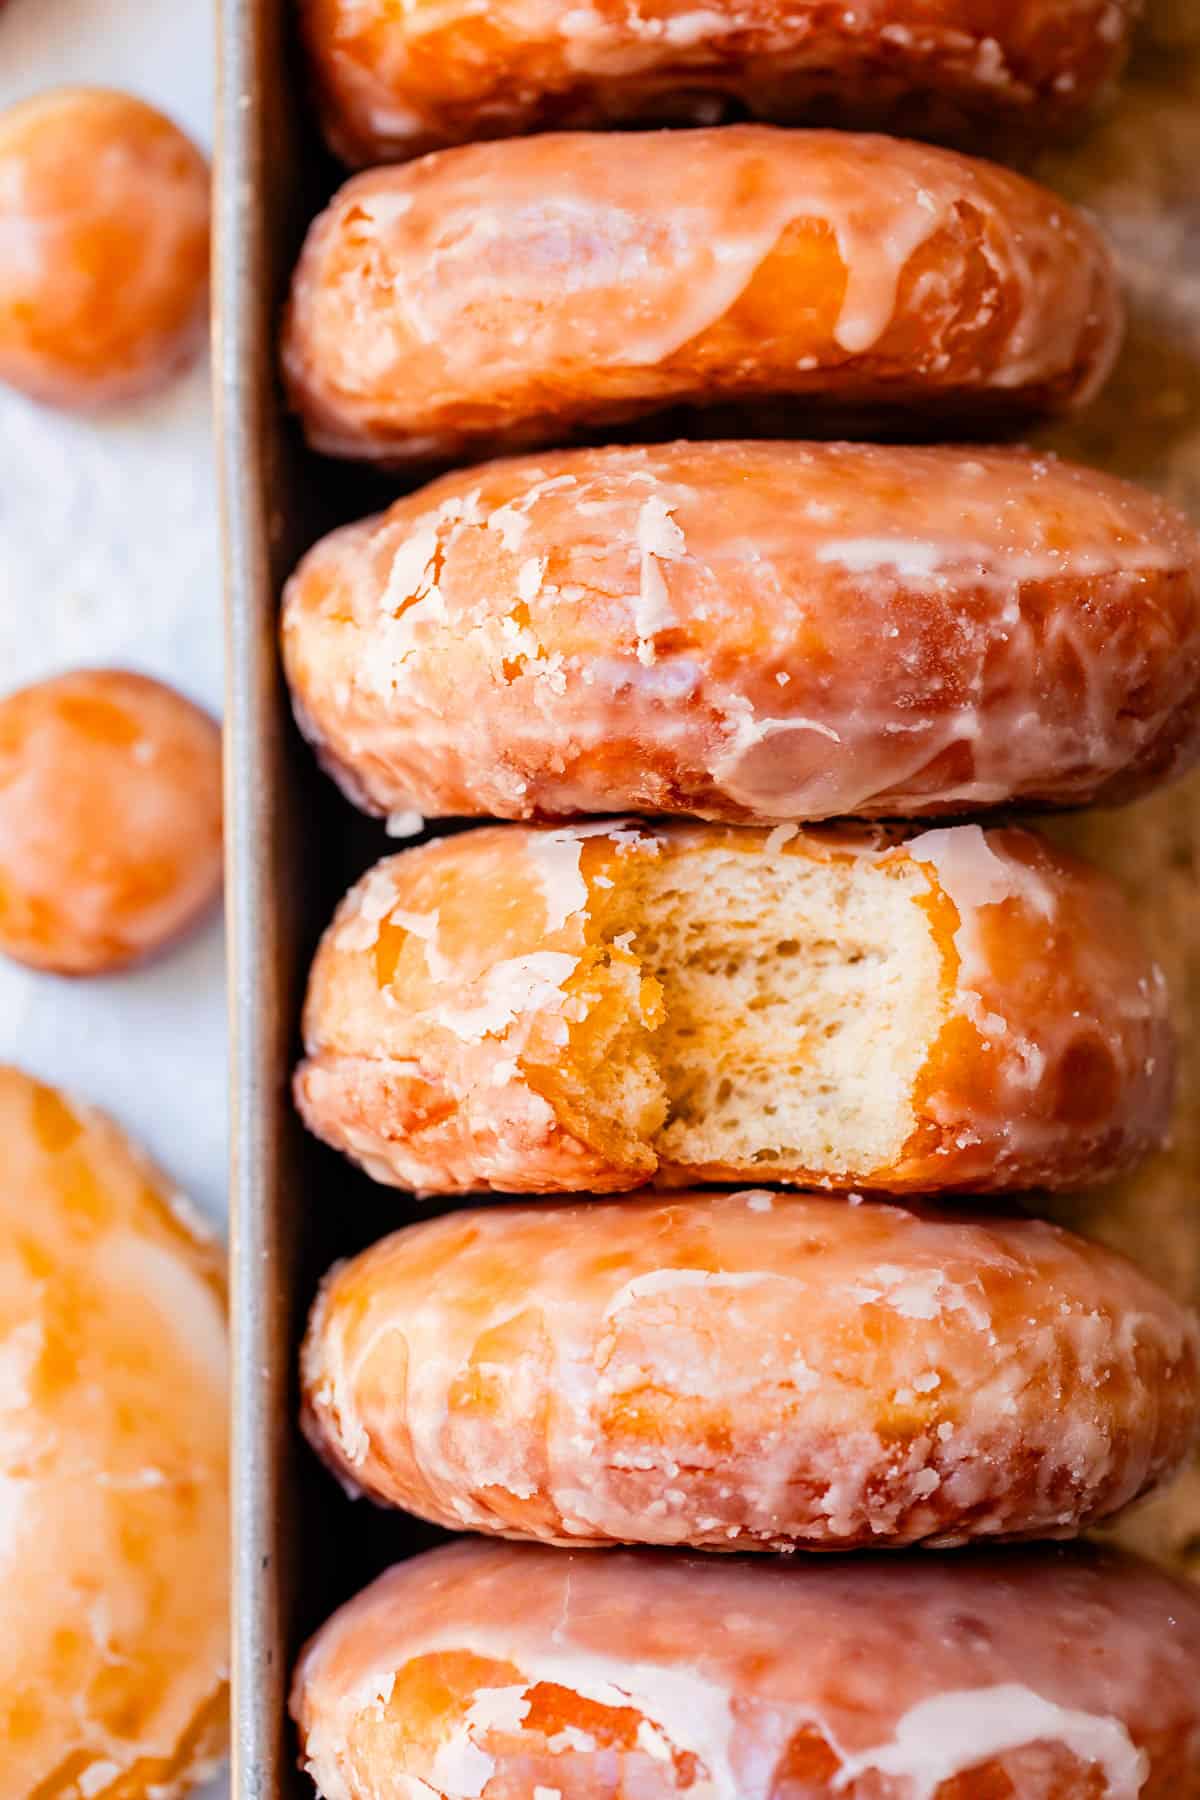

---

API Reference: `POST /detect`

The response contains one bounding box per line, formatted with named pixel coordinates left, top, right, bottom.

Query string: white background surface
left=0, top=0, right=227, bottom=1218
left=0, top=0, right=229, bottom=1792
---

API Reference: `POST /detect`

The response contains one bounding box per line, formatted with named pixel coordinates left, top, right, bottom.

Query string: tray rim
left=216, top=0, right=290, bottom=1787
left=212, top=8, right=1200, bottom=1791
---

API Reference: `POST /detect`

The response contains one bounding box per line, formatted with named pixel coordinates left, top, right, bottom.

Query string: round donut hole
left=0, top=87, right=211, bottom=410
left=0, top=669, right=223, bottom=975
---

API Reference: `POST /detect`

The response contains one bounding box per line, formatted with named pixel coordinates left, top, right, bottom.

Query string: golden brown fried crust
left=281, top=128, right=1122, bottom=466
left=281, top=442, right=1200, bottom=826
left=295, top=821, right=1173, bottom=1197
left=301, top=1191, right=1200, bottom=1551
left=299, top=0, right=1138, bottom=166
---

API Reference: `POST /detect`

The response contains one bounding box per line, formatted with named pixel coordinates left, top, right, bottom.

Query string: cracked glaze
left=294, top=820, right=1173, bottom=1197
left=281, top=442, right=1200, bottom=824
left=301, top=1190, right=1200, bottom=1550
left=292, top=1538, right=1200, bottom=1800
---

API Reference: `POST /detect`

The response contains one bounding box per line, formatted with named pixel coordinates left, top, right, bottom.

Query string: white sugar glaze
left=281, top=443, right=1200, bottom=825
left=316, top=1660, right=1149, bottom=1800
left=338, top=129, right=952, bottom=366
left=365, top=149, right=945, bottom=367
left=904, top=822, right=1172, bottom=1186
left=830, top=1685, right=1147, bottom=1798
left=301, top=1192, right=1200, bottom=1552
left=283, top=131, right=1120, bottom=461
left=293, top=1539, right=1200, bottom=1800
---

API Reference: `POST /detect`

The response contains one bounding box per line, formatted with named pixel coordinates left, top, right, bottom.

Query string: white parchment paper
left=0, top=0, right=228, bottom=1791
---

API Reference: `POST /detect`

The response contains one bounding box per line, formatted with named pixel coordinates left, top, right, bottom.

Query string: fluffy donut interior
left=572, top=844, right=943, bottom=1176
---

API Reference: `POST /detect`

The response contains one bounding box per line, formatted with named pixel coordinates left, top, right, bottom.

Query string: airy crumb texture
left=625, top=843, right=938, bottom=1176
left=295, top=821, right=1172, bottom=1197
left=0, top=1065, right=228, bottom=1799
left=562, top=838, right=938, bottom=1178
left=301, top=1191, right=1200, bottom=1552
left=292, top=1539, right=1200, bottom=1800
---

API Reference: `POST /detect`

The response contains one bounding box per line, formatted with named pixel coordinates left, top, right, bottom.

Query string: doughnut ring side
left=300, top=0, right=1139, bottom=167
left=301, top=1190, right=1200, bottom=1551
left=281, top=128, right=1122, bottom=466
left=281, top=442, right=1200, bottom=825
left=292, top=1539, right=1200, bottom=1800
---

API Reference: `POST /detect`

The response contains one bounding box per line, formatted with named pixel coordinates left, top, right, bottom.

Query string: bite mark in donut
left=294, top=820, right=1172, bottom=1196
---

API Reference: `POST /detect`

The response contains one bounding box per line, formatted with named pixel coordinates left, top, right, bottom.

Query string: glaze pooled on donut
left=292, top=1538, right=1200, bottom=1800
left=302, top=1190, right=1200, bottom=1551
left=300, top=0, right=1138, bottom=167
left=294, top=820, right=1172, bottom=1197
left=282, top=128, right=1121, bottom=465
left=282, top=442, right=1200, bottom=824
left=0, top=1066, right=228, bottom=1798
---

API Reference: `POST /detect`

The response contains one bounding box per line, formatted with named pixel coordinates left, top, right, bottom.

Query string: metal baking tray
left=216, top=3, right=1200, bottom=1793
left=216, top=6, right=448, bottom=1795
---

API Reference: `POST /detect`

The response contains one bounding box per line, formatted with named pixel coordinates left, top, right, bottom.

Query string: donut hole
left=581, top=842, right=942, bottom=1179
left=0, top=89, right=210, bottom=410
left=0, top=670, right=223, bottom=975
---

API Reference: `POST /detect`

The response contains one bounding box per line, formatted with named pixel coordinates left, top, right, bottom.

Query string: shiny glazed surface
left=302, top=1190, right=1200, bottom=1550
left=0, top=669, right=224, bottom=974
left=0, top=88, right=210, bottom=409
left=292, top=1537, right=1200, bottom=1799
left=282, top=127, right=1121, bottom=464
left=282, top=441, right=1200, bottom=823
left=0, top=1065, right=229, bottom=1797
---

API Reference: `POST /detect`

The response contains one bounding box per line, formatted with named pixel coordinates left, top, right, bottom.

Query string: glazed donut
left=281, top=128, right=1121, bottom=466
left=294, top=820, right=1172, bottom=1197
left=300, top=0, right=1138, bottom=167
left=292, top=1538, right=1200, bottom=1800
left=282, top=442, right=1200, bottom=825
left=0, top=1065, right=228, bottom=1799
left=302, top=1190, right=1200, bottom=1550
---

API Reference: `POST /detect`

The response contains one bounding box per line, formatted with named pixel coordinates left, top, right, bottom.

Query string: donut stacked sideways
left=281, top=7, right=1200, bottom=1796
